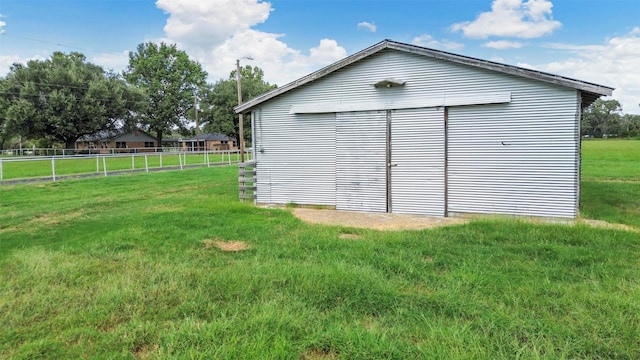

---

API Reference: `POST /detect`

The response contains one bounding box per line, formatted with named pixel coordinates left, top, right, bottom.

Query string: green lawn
left=580, top=139, right=640, bottom=228
left=1, top=159, right=639, bottom=358
left=582, top=139, right=640, bottom=181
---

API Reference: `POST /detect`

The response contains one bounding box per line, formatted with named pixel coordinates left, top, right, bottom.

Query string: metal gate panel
left=336, top=111, right=387, bottom=212
left=390, top=108, right=445, bottom=215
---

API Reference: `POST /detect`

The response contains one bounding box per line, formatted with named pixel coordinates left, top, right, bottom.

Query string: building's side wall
left=253, top=49, right=580, bottom=217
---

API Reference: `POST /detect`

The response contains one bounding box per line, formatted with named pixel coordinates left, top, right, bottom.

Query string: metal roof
left=235, top=39, right=614, bottom=114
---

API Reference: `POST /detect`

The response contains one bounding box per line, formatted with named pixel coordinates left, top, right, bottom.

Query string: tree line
left=0, top=42, right=275, bottom=150
left=582, top=99, right=640, bottom=138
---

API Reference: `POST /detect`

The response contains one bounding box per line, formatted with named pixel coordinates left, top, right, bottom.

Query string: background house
left=236, top=40, right=613, bottom=219
left=175, top=133, right=238, bottom=151
left=76, top=129, right=157, bottom=152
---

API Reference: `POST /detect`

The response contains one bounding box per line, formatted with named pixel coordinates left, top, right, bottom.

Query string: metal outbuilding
left=235, top=40, right=613, bottom=218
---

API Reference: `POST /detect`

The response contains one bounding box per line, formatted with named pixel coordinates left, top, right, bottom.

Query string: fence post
left=160, top=153, right=163, bottom=168
left=0, top=158, right=3, bottom=181
left=179, top=152, right=183, bottom=170
left=145, top=155, right=149, bottom=172
left=96, top=155, right=100, bottom=173
left=131, top=153, right=135, bottom=170
left=102, top=157, right=107, bottom=176
left=51, top=157, right=56, bottom=181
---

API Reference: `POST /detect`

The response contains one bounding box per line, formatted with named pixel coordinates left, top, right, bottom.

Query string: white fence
left=0, top=146, right=186, bottom=157
left=0, top=149, right=253, bottom=182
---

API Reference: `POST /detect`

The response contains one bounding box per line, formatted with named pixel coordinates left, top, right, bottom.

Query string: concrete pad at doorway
left=291, top=208, right=468, bottom=231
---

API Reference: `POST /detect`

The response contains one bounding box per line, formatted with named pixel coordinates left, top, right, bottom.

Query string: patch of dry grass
left=202, top=238, right=250, bottom=252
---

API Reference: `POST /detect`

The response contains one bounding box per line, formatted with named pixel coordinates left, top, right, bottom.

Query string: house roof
left=163, top=133, right=233, bottom=142
left=76, top=129, right=156, bottom=142
left=235, top=39, right=614, bottom=114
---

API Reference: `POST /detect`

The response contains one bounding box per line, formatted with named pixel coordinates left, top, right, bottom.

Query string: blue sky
left=1, top=0, right=639, bottom=113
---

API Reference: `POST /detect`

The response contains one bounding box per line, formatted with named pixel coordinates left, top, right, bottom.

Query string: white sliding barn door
left=336, top=111, right=388, bottom=212
left=390, top=107, right=445, bottom=216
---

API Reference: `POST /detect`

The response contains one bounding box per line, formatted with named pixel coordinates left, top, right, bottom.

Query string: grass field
left=581, top=139, right=640, bottom=228
left=0, top=141, right=639, bottom=359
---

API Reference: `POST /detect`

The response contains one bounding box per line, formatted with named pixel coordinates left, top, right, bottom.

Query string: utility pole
left=236, top=57, right=253, bottom=163
left=194, top=93, right=200, bottom=135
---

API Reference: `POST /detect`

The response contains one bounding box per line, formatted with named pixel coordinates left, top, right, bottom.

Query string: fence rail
left=0, top=146, right=192, bottom=157
left=0, top=149, right=253, bottom=183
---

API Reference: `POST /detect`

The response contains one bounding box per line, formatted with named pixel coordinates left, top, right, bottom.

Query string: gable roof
left=236, top=39, right=614, bottom=114
left=76, top=128, right=155, bottom=142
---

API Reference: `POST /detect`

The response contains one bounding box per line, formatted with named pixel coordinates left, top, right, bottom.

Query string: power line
left=1, top=33, right=109, bottom=54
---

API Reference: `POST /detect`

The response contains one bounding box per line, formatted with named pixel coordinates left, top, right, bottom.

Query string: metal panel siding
left=254, top=107, right=336, bottom=205
left=447, top=87, right=580, bottom=218
left=391, top=108, right=445, bottom=215
left=336, top=111, right=387, bottom=212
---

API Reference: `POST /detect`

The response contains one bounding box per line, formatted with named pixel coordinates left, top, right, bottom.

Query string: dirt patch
left=581, top=219, right=640, bottom=232
left=27, top=211, right=85, bottom=226
left=291, top=208, right=468, bottom=231
left=202, top=239, right=250, bottom=252
left=301, top=349, right=339, bottom=360
left=339, top=233, right=362, bottom=240
left=290, top=208, right=640, bottom=233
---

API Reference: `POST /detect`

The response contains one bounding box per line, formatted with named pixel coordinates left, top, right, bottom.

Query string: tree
left=582, top=99, right=622, bottom=138
left=201, top=66, right=276, bottom=145
left=620, top=113, right=640, bottom=138
left=2, top=52, right=144, bottom=149
left=125, top=42, right=207, bottom=147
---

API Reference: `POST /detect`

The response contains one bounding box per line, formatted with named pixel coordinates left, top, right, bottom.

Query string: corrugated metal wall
left=336, top=111, right=387, bottom=212
left=391, top=107, right=445, bottom=215
left=447, top=86, right=580, bottom=218
left=252, top=49, right=580, bottom=218
left=254, top=108, right=336, bottom=205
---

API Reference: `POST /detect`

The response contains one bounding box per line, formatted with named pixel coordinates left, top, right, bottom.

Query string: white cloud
left=156, top=0, right=271, bottom=48
left=537, top=28, right=640, bottom=114
left=412, top=34, right=464, bottom=51
left=483, top=40, right=523, bottom=49
left=202, top=31, right=346, bottom=86
left=515, top=62, right=537, bottom=70
left=452, top=0, right=561, bottom=39
left=90, top=51, right=130, bottom=73
left=357, top=21, right=377, bottom=33
left=0, top=55, right=22, bottom=76
left=154, top=0, right=347, bottom=86
left=0, top=54, right=47, bottom=78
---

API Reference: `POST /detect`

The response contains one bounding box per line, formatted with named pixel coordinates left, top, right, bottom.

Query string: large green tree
left=2, top=52, right=144, bottom=149
left=201, top=66, right=276, bottom=145
left=125, top=42, right=207, bottom=147
left=582, top=99, right=623, bottom=138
